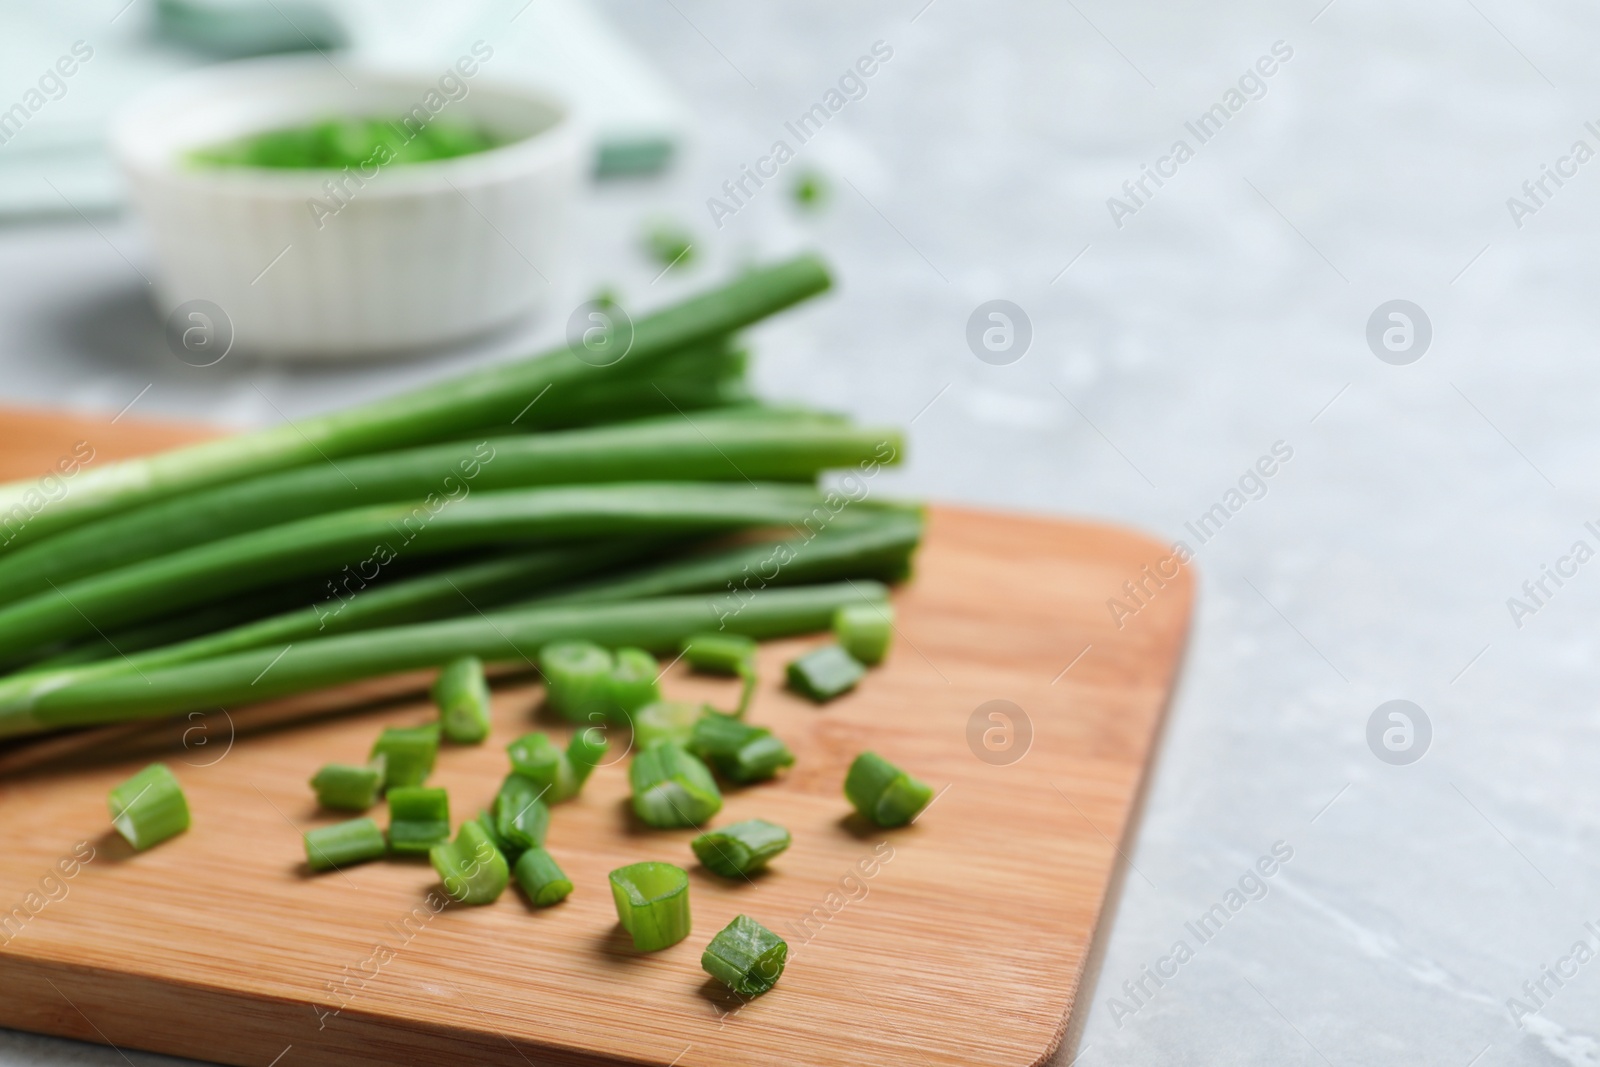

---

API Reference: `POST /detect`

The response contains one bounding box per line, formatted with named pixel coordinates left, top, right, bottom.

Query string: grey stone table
left=3, top=1, right=1599, bottom=1064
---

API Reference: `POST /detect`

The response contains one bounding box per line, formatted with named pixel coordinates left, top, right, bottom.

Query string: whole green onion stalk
left=0, top=582, right=889, bottom=738
left=0, top=255, right=831, bottom=551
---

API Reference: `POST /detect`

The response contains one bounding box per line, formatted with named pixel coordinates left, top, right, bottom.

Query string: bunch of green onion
left=0, top=254, right=927, bottom=741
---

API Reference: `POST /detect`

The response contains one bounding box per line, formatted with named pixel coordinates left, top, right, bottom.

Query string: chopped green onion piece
left=492, top=774, right=551, bottom=858
left=514, top=847, right=574, bottom=907
left=108, top=762, right=190, bottom=851
left=688, top=715, right=794, bottom=784
left=833, top=603, right=892, bottom=666
left=540, top=641, right=614, bottom=723
left=386, top=786, right=450, bottom=853
left=630, top=744, right=722, bottom=828
left=702, top=914, right=787, bottom=996
left=431, top=819, right=510, bottom=905
left=683, top=632, right=759, bottom=716
left=476, top=809, right=515, bottom=858
left=691, top=819, right=791, bottom=878
left=309, top=759, right=384, bottom=811
left=682, top=633, right=757, bottom=675
left=565, top=726, right=609, bottom=787
left=609, top=647, right=661, bottom=720
left=304, top=817, right=386, bottom=871
left=786, top=644, right=865, bottom=702
left=844, top=752, right=933, bottom=828
left=370, top=724, right=440, bottom=789
left=609, top=861, right=691, bottom=950
left=432, top=655, right=492, bottom=744
left=633, top=699, right=709, bottom=750
left=506, top=732, right=578, bottom=802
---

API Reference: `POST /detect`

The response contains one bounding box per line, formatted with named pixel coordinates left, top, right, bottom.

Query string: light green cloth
left=0, top=0, right=684, bottom=220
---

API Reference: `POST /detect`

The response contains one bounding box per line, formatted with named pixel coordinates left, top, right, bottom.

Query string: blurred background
left=3, top=0, right=1599, bottom=1064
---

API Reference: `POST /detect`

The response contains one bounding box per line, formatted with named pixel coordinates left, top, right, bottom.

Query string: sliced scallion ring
left=701, top=914, right=787, bottom=996
left=386, top=785, right=450, bottom=853
left=432, top=655, right=492, bottom=744
left=691, top=819, right=791, bottom=878
left=309, top=759, right=384, bottom=811
left=785, top=644, right=865, bottom=702
left=609, top=861, right=691, bottom=951
left=688, top=715, right=793, bottom=784
left=514, top=847, right=574, bottom=907
left=540, top=641, right=614, bottom=723
left=843, top=751, right=933, bottom=828
left=833, top=603, right=892, bottom=665
left=108, top=762, right=190, bottom=851
left=370, top=724, right=440, bottom=789
left=431, top=819, right=510, bottom=905
left=630, top=743, right=722, bottom=828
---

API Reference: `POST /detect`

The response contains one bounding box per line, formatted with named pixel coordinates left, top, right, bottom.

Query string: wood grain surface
left=0, top=407, right=1193, bottom=1067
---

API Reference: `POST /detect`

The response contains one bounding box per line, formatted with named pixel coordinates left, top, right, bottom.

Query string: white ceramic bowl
left=111, top=56, right=585, bottom=359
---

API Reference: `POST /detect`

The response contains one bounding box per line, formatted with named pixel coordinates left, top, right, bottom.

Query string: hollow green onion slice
left=702, top=914, right=787, bottom=996
left=633, top=700, right=709, bottom=751
left=540, top=641, right=613, bottom=723
left=431, top=819, right=510, bottom=905
left=682, top=632, right=758, bottom=676
left=785, top=644, right=865, bottom=702
left=387, top=786, right=450, bottom=853
left=309, top=759, right=384, bottom=811
left=433, top=655, right=492, bottom=744
left=514, top=847, right=573, bottom=907
left=304, top=817, right=386, bottom=871
left=682, top=633, right=758, bottom=717
left=506, top=732, right=579, bottom=802
left=688, top=715, right=793, bottom=784
left=844, top=752, right=933, bottom=828
left=691, top=819, right=791, bottom=878
left=108, top=762, right=189, bottom=851
left=630, top=744, right=722, bottom=828
left=833, top=603, right=892, bottom=666
left=370, top=724, right=440, bottom=789
left=492, top=774, right=551, bottom=858
left=609, top=861, right=691, bottom=950
left=609, top=647, right=661, bottom=721
left=565, top=726, right=609, bottom=788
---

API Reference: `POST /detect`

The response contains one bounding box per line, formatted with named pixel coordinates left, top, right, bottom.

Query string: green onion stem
left=0, top=414, right=900, bottom=603
left=0, top=255, right=832, bottom=550
left=0, top=582, right=888, bottom=738
left=0, top=483, right=837, bottom=661
left=0, top=541, right=651, bottom=699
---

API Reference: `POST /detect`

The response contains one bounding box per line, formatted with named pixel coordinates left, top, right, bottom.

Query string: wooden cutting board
left=0, top=408, right=1193, bottom=1067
